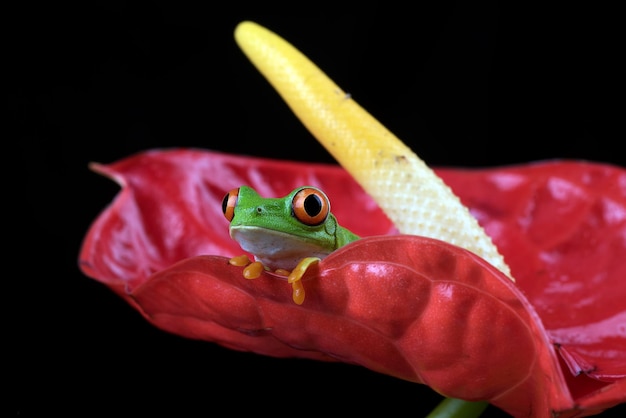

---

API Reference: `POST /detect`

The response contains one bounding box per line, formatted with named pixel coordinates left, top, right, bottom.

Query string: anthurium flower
left=79, top=148, right=625, bottom=417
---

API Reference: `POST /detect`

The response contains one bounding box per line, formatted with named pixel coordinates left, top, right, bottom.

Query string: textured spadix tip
left=234, top=21, right=512, bottom=280
left=235, top=21, right=260, bottom=44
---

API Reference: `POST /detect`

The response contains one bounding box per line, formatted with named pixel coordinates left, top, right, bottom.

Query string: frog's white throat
left=230, top=225, right=332, bottom=271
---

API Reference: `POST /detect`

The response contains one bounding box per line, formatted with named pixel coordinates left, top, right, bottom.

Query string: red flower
left=79, top=149, right=625, bottom=417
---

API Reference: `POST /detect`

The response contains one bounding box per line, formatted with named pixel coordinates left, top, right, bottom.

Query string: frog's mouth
left=230, top=225, right=332, bottom=271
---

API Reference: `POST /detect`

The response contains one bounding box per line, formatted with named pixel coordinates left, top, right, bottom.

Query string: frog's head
left=221, top=186, right=340, bottom=268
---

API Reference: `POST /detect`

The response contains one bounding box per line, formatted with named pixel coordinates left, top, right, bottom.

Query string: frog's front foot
left=287, top=257, right=320, bottom=305
left=228, top=255, right=267, bottom=279
left=228, top=255, right=320, bottom=305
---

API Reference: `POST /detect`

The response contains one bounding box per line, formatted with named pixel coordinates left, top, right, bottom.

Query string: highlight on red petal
left=79, top=149, right=626, bottom=417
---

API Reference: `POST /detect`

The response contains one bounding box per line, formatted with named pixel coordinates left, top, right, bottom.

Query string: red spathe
left=79, top=149, right=626, bottom=417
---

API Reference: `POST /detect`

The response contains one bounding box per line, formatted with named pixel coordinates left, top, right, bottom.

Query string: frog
left=222, top=185, right=359, bottom=304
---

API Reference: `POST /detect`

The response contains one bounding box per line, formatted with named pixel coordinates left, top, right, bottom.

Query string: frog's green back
left=335, top=225, right=359, bottom=248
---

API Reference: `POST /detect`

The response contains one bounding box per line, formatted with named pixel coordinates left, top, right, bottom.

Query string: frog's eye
left=222, top=188, right=239, bottom=222
left=292, top=187, right=330, bottom=226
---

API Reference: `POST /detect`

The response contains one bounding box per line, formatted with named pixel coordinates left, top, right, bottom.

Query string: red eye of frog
left=292, top=187, right=330, bottom=226
left=222, top=188, right=239, bottom=222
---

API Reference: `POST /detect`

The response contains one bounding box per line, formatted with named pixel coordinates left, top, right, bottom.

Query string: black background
left=14, top=3, right=624, bottom=417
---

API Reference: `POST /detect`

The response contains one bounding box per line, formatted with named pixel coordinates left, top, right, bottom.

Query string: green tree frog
left=222, top=185, right=359, bottom=304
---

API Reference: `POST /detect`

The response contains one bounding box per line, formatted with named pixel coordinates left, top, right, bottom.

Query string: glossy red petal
left=437, top=163, right=626, bottom=382
left=79, top=149, right=626, bottom=417
left=129, top=236, right=571, bottom=416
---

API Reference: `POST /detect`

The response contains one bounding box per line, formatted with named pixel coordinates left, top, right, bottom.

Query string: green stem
left=426, top=397, right=489, bottom=418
